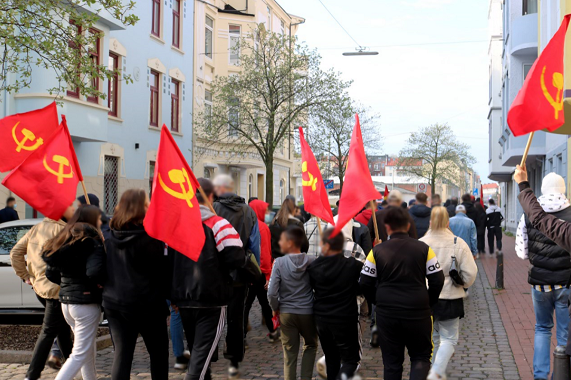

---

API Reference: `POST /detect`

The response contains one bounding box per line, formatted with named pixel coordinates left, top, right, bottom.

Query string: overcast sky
left=283, top=0, right=491, bottom=182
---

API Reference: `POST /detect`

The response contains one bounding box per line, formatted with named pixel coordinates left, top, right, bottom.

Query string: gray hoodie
left=267, top=253, right=315, bottom=314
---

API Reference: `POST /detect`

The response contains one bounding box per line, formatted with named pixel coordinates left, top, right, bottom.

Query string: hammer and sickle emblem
left=12, top=122, right=44, bottom=152
left=43, top=155, right=74, bottom=184
left=158, top=168, right=195, bottom=208
left=540, top=66, right=564, bottom=119
left=301, top=161, right=318, bottom=191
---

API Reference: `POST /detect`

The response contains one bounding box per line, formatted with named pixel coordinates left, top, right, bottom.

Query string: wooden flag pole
left=80, top=181, right=91, bottom=205
left=198, top=186, right=216, bottom=215
left=520, top=132, right=534, bottom=167
left=317, top=218, right=323, bottom=236
left=369, top=200, right=380, bottom=245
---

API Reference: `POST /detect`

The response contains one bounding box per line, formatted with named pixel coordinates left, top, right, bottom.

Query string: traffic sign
left=323, top=179, right=334, bottom=190
left=417, top=183, right=427, bottom=193
left=473, top=188, right=479, bottom=197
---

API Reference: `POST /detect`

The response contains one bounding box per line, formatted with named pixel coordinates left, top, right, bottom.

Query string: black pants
left=27, top=296, right=73, bottom=380
left=224, top=285, right=247, bottom=365
left=377, top=314, right=433, bottom=380
left=180, top=307, right=226, bottom=380
left=316, top=316, right=361, bottom=380
left=477, top=232, right=485, bottom=253
left=487, top=226, right=502, bottom=253
left=244, top=278, right=274, bottom=335
left=105, top=307, right=169, bottom=380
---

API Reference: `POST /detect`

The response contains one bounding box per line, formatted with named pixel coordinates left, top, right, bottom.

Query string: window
left=228, top=97, right=239, bottom=137
left=205, top=16, right=213, bottom=59
left=149, top=160, right=156, bottom=199
left=108, top=53, right=119, bottom=116
left=374, top=164, right=379, bottom=170
left=86, top=28, right=101, bottom=104
left=205, top=89, right=212, bottom=127
left=523, top=64, right=532, bottom=80
left=171, top=79, right=180, bottom=133
left=151, top=0, right=161, bottom=37
left=0, top=226, right=33, bottom=255
left=204, top=168, right=211, bottom=178
left=280, top=179, right=285, bottom=203
left=173, top=0, right=181, bottom=48
left=150, top=70, right=160, bottom=127
left=248, top=174, right=254, bottom=199
left=267, top=6, right=272, bottom=31
left=523, top=0, right=537, bottom=15
left=229, top=25, right=241, bottom=65
left=104, top=156, right=119, bottom=215
left=67, top=22, right=82, bottom=98
left=280, top=20, right=285, bottom=35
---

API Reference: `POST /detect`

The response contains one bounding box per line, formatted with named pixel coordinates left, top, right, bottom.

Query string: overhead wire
left=315, top=0, right=363, bottom=49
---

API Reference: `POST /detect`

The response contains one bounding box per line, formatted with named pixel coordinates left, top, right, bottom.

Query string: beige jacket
left=420, top=229, right=478, bottom=300
left=10, top=218, right=66, bottom=300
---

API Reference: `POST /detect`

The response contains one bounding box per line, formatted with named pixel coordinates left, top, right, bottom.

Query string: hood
left=285, top=253, right=312, bottom=274
left=409, top=204, right=431, bottom=218
left=249, top=200, right=269, bottom=222
left=200, top=205, right=216, bottom=221
left=462, top=202, right=475, bottom=211
left=536, top=194, right=570, bottom=213
left=358, top=209, right=372, bottom=219
left=43, top=238, right=93, bottom=266
left=217, top=193, right=246, bottom=211
left=107, top=226, right=146, bottom=248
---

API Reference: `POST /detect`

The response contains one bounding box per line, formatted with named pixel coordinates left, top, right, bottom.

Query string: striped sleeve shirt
left=204, top=216, right=243, bottom=252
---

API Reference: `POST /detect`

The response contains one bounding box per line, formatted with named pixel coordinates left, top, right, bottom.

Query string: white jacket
left=420, top=229, right=478, bottom=300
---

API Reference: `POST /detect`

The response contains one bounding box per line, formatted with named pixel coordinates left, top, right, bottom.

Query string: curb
left=0, top=335, right=113, bottom=364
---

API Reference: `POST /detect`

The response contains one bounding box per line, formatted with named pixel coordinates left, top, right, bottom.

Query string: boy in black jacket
left=308, top=229, right=364, bottom=380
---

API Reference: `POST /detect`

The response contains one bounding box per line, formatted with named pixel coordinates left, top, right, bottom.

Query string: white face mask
left=13, top=204, right=16, bottom=209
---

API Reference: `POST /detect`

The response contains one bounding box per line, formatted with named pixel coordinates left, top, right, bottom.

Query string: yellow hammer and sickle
left=12, top=122, right=44, bottom=152
left=540, top=66, right=564, bottom=119
left=158, top=168, right=195, bottom=208
left=43, top=155, right=74, bottom=184
left=301, top=161, right=318, bottom=191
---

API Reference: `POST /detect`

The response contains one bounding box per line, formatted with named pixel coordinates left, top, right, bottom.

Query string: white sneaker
left=427, top=369, right=446, bottom=380
left=228, top=365, right=239, bottom=378
left=183, top=350, right=191, bottom=359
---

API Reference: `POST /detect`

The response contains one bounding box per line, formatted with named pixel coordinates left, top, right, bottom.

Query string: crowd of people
left=6, top=174, right=522, bottom=380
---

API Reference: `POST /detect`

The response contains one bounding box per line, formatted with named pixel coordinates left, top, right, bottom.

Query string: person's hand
left=374, top=239, right=382, bottom=247
left=273, top=310, right=279, bottom=317
left=264, top=279, right=269, bottom=290
left=514, top=164, right=528, bottom=184
left=24, top=279, right=32, bottom=286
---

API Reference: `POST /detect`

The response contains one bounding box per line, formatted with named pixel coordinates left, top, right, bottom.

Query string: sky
left=282, top=0, right=491, bottom=182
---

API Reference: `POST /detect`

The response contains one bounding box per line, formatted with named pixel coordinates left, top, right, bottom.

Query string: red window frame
left=172, top=0, right=181, bottom=48
left=150, top=70, right=159, bottom=127
left=67, top=22, right=82, bottom=98
left=151, top=0, right=161, bottom=37
left=171, top=79, right=180, bottom=133
left=108, top=53, right=119, bottom=116
left=86, top=28, right=101, bottom=104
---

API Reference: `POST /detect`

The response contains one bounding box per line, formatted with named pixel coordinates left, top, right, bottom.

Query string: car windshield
left=0, top=226, right=33, bottom=255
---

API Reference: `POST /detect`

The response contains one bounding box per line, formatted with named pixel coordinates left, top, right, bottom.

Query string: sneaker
left=47, top=354, right=63, bottom=370
left=555, top=345, right=566, bottom=353
left=228, top=364, right=239, bottom=378
left=268, top=330, right=280, bottom=343
left=174, top=355, right=189, bottom=370
left=369, top=326, right=379, bottom=348
left=427, top=369, right=446, bottom=380
left=475, top=253, right=480, bottom=260
left=183, top=350, right=191, bottom=359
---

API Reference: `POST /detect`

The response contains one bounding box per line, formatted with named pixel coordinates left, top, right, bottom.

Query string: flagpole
left=369, top=200, right=380, bottom=245
left=316, top=218, right=323, bottom=235
left=80, top=181, right=91, bottom=205
left=520, top=132, right=534, bottom=167
left=197, top=186, right=216, bottom=215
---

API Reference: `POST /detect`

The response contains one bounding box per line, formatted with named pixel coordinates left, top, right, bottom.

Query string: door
left=257, top=174, right=264, bottom=201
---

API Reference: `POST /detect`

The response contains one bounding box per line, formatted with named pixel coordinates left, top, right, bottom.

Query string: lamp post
left=343, top=47, right=378, bottom=56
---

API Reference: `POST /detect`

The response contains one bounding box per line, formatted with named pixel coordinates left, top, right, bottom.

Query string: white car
left=0, top=219, right=44, bottom=311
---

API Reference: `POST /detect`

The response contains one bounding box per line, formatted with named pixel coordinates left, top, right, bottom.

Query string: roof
left=482, top=183, right=499, bottom=189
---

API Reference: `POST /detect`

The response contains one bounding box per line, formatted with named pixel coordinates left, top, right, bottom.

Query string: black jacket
left=462, top=202, right=480, bottom=228
left=367, top=206, right=418, bottom=243
left=409, top=204, right=431, bottom=238
left=269, top=217, right=309, bottom=259
left=308, top=254, right=363, bottom=322
left=525, top=207, right=571, bottom=286
left=43, top=230, right=106, bottom=305
left=352, top=221, right=372, bottom=256
left=0, top=207, right=18, bottom=224
left=214, top=193, right=256, bottom=249
left=103, top=225, right=169, bottom=312
left=446, top=203, right=458, bottom=218
left=476, top=208, right=487, bottom=234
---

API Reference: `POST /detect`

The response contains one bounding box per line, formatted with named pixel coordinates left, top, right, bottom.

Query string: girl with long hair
left=269, top=198, right=308, bottom=259
left=43, top=205, right=106, bottom=380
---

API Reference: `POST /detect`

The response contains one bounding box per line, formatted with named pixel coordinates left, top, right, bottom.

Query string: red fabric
left=249, top=199, right=272, bottom=280
left=2, top=118, right=81, bottom=220
left=480, top=185, right=485, bottom=208
left=0, top=102, right=60, bottom=173
left=355, top=209, right=372, bottom=225
left=332, top=115, right=381, bottom=237
left=384, top=185, right=389, bottom=200
left=299, top=127, right=334, bottom=225
left=508, top=15, right=571, bottom=136
left=144, top=125, right=205, bottom=261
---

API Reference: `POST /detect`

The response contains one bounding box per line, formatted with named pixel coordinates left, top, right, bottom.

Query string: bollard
left=495, top=251, right=504, bottom=289
left=553, top=346, right=570, bottom=380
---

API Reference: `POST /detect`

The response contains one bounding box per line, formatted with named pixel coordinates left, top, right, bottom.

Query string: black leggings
left=244, top=278, right=275, bottom=335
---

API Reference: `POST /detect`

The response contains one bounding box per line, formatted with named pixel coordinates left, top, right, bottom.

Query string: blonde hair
left=430, top=206, right=449, bottom=231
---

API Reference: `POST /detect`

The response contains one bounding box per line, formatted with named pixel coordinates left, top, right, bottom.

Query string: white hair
left=212, top=174, right=234, bottom=190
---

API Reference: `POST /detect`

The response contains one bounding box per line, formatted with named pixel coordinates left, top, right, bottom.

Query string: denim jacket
left=449, top=213, right=477, bottom=255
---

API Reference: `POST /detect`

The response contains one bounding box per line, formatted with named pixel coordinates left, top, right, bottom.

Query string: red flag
left=384, top=185, right=390, bottom=201
left=332, top=115, right=382, bottom=237
left=298, top=127, right=334, bottom=225
left=144, top=125, right=205, bottom=261
left=480, top=185, right=485, bottom=208
left=2, top=118, right=81, bottom=220
left=0, top=102, right=60, bottom=172
left=508, top=15, right=571, bottom=136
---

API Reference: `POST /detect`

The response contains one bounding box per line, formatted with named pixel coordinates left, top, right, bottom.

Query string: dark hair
left=282, top=226, right=305, bottom=249
left=401, top=201, right=408, bottom=209
left=475, top=202, right=485, bottom=213
left=248, top=197, right=258, bottom=204
left=43, top=205, right=102, bottom=256
left=384, top=207, right=410, bottom=231
left=416, top=193, right=428, bottom=203
left=273, top=198, right=296, bottom=227
left=109, top=189, right=147, bottom=230
left=77, top=193, right=100, bottom=208
left=488, top=199, right=495, bottom=205
left=321, top=229, right=345, bottom=252
left=461, top=194, right=472, bottom=203
left=197, top=178, right=214, bottom=204
left=380, top=200, right=388, bottom=206
left=6, top=197, right=15, bottom=205
left=451, top=197, right=458, bottom=206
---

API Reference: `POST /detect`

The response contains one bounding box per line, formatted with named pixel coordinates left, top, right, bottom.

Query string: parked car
left=0, top=219, right=44, bottom=311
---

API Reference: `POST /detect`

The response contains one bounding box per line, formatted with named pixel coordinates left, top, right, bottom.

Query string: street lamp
left=343, top=47, right=378, bottom=56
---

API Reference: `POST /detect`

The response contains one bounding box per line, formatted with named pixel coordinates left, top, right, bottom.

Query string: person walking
left=515, top=172, right=571, bottom=380
left=420, top=207, right=478, bottom=380
left=270, top=198, right=309, bottom=259
left=486, top=199, right=504, bottom=255
left=103, top=189, right=169, bottom=380
left=212, top=174, right=261, bottom=378
left=170, top=178, right=248, bottom=380
left=10, top=204, right=75, bottom=380
left=246, top=199, right=280, bottom=343
left=268, top=227, right=318, bottom=380
left=474, top=202, right=487, bottom=255
left=367, top=190, right=418, bottom=244
left=42, top=205, right=107, bottom=380
left=77, top=194, right=110, bottom=238
left=461, top=194, right=480, bottom=228
left=355, top=201, right=377, bottom=226
left=446, top=197, right=459, bottom=218
left=449, top=206, right=478, bottom=259
left=431, top=194, right=442, bottom=208
left=308, top=229, right=363, bottom=380
left=0, top=196, right=19, bottom=224
left=360, top=207, right=444, bottom=380
left=409, top=193, right=432, bottom=238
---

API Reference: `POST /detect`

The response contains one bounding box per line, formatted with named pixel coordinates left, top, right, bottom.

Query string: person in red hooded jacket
left=245, top=200, right=280, bottom=343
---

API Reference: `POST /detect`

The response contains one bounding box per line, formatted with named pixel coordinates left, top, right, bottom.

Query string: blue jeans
left=531, top=287, right=570, bottom=379
left=167, top=300, right=185, bottom=358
